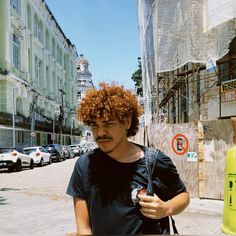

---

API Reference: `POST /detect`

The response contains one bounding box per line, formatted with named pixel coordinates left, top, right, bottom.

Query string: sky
left=45, top=0, right=141, bottom=89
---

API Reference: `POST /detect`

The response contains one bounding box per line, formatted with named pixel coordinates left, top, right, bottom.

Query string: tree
left=131, top=57, right=143, bottom=97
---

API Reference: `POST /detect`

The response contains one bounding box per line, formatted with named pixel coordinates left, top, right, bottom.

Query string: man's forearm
left=77, top=227, right=93, bottom=236
left=167, top=192, right=190, bottom=215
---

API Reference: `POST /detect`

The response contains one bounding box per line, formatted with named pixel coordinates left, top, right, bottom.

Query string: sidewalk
left=174, top=198, right=225, bottom=235
left=0, top=185, right=227, bottom=235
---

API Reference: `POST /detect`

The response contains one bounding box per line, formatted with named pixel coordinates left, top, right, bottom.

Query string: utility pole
left=30, top=91, right=38, bottom=146
left=12, top=88, right=16, bottom=147
left=58, top=88, right=66, bottom=145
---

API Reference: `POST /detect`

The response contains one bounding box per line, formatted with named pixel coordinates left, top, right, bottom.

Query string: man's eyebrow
left=103, top=119, right=114, bottom=123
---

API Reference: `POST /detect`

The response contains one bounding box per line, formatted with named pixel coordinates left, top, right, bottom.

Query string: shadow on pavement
left=0, top=187, right=20, bottom=191
left=0, top=196, right=9, bottom=205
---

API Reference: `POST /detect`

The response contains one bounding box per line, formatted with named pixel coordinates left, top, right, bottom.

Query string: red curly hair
left=76, top=82, right=143, bottom=137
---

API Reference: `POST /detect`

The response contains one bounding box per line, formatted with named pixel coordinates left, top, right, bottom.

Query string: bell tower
left=76, top=54, right=94, bottom=103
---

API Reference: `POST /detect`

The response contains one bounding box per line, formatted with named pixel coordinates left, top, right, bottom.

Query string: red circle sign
left=171, top=134, right=189, bottom=155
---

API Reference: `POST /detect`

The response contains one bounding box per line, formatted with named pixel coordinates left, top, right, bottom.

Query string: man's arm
left=166, top=192, right=190, bottom=215
left=73, top=197, right=92, bottom=235
left=138, top=192, right=190, bottom=219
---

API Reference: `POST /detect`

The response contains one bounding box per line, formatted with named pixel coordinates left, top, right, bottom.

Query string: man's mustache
left=96, top=136, right=112, bottom=141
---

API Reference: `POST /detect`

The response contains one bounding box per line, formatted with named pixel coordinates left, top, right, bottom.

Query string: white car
left=24, top=146, right=51, bottom=167
left=69, top=144, right=82, bottom=156
left=0, top=147, right=34, bottom=172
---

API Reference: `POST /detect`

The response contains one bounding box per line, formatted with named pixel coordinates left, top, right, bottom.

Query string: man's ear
left=125, top=116, right=132, bottom=130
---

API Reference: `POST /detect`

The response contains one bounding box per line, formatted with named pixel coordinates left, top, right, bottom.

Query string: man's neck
left=107, top=142, right=144, bottom=163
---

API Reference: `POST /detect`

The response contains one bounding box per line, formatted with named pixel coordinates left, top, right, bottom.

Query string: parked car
left=23, top=146, right=51, bottom=167
left=62, top=145, right=75, bottom=159
left=62, top=145, right=70, bottom=159
left=69, top=144, right=82, bottom=156
left=81, top=143, right=89, bottom=153
left=0, top=147, right=34, bottom=172
left=86, top=142, right=98, bottom=151
left=42, top=144, right=65, bottom=162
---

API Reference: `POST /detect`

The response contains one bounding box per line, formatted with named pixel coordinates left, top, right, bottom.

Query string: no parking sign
left=171, top=134, right=189, bottom=155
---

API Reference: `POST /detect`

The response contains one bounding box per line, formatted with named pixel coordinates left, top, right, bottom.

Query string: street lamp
left=12, top=88, right=16, bottom=147
left=70, top=116, right=75, bottom=144
left=58, top=89, right=66, bottom=145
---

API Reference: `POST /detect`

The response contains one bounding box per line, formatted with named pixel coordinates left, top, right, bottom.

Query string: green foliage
left=131, top=58, right=143, bottom=97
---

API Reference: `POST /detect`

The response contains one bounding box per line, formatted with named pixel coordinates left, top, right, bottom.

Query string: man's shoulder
left=75, top=148, right=101, bottom=164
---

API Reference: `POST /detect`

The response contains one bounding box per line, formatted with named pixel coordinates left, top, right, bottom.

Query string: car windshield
left=0, top=148, right=14, bottom=154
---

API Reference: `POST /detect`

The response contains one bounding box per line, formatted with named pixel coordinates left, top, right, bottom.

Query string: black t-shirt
left=66, top=145, right=186, bottom=235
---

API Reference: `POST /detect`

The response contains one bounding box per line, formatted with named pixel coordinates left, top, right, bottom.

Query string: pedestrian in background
left=67, top=82, right=190, bottom=235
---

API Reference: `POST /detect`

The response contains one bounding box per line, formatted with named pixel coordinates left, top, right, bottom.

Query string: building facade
left=0, top=0, right=79, bottom=147
left=137, top=0, right=236, bottom=124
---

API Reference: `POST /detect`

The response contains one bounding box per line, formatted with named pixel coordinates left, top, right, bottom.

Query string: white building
left=0, top=0, right=79, bottom=147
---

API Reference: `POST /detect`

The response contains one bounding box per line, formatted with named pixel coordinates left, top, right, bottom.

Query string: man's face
left=89, top=117, right=130, bottom=154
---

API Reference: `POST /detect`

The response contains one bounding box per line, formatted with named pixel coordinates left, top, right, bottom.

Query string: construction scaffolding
left=137, top=0, right=236, bottom=124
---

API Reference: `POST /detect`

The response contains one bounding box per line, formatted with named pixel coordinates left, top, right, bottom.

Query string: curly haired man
left=67, top=83, right=190, bottom=235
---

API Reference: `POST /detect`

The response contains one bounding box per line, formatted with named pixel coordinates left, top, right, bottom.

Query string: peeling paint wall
left=132, top=119, right=234, bottom=200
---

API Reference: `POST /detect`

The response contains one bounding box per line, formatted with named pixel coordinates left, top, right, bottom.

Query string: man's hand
left=138, top=193, right=171, bottom=219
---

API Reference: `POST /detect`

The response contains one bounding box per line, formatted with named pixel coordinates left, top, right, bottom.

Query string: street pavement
left=174, top=198, right=225, bottom=235
left=0, top=157, right=227, bottom=236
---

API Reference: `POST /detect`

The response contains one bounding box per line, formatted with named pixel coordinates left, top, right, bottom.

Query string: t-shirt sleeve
left=66, top=158, right=86, bottom=199
left=154, top=150, right=187, bottom=200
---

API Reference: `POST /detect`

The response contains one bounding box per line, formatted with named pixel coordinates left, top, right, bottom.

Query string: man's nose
left=96, top=126, right=107, bottom=136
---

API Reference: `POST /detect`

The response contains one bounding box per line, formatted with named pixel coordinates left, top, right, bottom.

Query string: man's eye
left=105, top=122, right=114, bottom=126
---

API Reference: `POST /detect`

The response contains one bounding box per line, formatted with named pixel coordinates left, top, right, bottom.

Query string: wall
left=132, top=119, right=234, bottom=200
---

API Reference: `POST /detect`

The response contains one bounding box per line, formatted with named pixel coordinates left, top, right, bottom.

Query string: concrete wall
left=132, top=119, right=234, bottom=200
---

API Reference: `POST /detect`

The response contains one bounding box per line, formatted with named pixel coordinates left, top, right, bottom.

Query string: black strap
left=145, top=148, right=158, bottom=196
left=170, top=216, right=178, bottom=235
left=145, top=148, right=179, bottom=235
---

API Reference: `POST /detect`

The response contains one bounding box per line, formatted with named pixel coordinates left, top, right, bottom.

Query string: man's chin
left=98, top=144, right=113, bottom=153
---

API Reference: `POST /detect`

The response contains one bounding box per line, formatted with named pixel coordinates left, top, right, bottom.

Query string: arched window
left=16, top=97, right=23, bottom=115
left=70, top=60, right=74, bottom=78
left=56, top=45, right=60, bottom=62
left=33, top=14, right=38, bottom=37
left=52, top=38, right=55, bottom=57
left=38, top=21, right=43, bottom=43
left=13, top=33, right=20, bottom=69
left=60, top=49, right=63, bottom=65
left=10, top=0, right=20, bottom=14
left=45, top=30, right=50, bottom=50
left=27, top=5, right=31, bottom=30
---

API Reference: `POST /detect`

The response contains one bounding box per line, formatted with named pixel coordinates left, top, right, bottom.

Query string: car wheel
left=8, top=166, right=14, bottom=172
left=57, top=155, right=61, bottom=162
left=48, top=157, right=52, bottom=164
left=30, top=160, right=34, bottom=169
left=39, top=158, right=44, bottom=167
left=14, top=159, right=21, bottom=172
